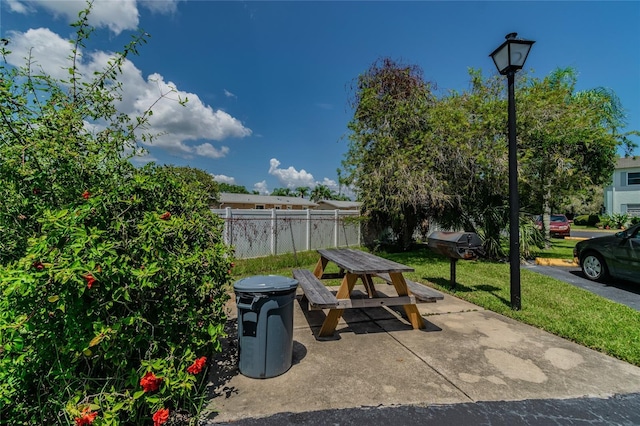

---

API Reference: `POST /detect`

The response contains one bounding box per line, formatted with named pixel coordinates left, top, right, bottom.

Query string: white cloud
left=7, top=0, right=30, bottom=13
left=5, top=28, right=251, bottom=160
left=133, top=74, right=252, bottom=156
left=224, top=89, right=237, bottom=98
left=6, top=1, right=181, bottom=35
left=8, top=0, right=140, bottom=35
left=268, top=158, right=316, bottom=188
left=140, top=0, right=182, bottom=14
left=213, top=174, right=236, bottom=184
left=7, top=28, right=70, bottom=80
left=253, top=180, right=269, bottom=195
left=318, top=177, right=339, bottom=193
left=195, top=143, right=230, bottom=159
left=266, top=158, right=356, bottom=199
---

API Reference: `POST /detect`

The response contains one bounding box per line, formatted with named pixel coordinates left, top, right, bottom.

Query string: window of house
left=255, top=204, right=265, bottom=209
left=628, top=172, right=640, bottom=185
left=274, top=205, right=281, bottom=209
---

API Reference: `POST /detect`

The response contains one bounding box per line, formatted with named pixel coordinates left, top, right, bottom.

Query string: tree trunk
left=542, top=183, right=552, bottom=248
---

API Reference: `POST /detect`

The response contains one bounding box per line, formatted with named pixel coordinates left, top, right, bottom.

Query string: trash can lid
left=234, top=275, right=298, bottom=293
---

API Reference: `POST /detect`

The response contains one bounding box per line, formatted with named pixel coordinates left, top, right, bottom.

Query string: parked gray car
left=573, top=223, right=640, bottom=284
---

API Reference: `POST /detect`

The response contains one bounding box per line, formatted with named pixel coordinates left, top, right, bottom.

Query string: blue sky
left=2, top=1, right=639, bottom=197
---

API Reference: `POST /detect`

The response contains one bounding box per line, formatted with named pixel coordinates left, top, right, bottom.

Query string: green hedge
left=573, top=214, right=601, bottom=227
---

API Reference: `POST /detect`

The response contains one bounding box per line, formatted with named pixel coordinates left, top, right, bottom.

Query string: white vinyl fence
left=211, top=208, right=361, bottom=259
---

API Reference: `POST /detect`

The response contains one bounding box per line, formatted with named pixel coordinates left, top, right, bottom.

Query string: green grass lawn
left=534, top=237, right=579, bottom=259
left=232, top=246, right=640, bottom=367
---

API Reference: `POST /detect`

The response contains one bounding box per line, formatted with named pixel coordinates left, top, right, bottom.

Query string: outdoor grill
left=427, top=231, right=484, bottom=287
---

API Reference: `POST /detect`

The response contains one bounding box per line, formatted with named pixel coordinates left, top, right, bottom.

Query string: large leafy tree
left=344, top=58, right=635, bottom=257
left=517, top=67, right=637, bottom=241
left=218, top=182, right=251, bottom=194
left=310, top=184, right=331, bottom=202
left=309, top=184, right=350, bottom=202
left=164, top=165, right=220, bottom=205
left=295, top=186, right=310, bottom=198
left=423, top=69, right=512, bottom=256
left=343, top=58, right=437, bottom=250
left=271, top=187, right=294, bottom=196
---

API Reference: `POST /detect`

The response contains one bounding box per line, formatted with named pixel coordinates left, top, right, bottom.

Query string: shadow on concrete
left=204, top=319, right=310, bottom=422
left=206, top=319, right=240, bottom=403
left=292, top=340, right=307, bottom=366
left=297, top=293, right=443, bottom=341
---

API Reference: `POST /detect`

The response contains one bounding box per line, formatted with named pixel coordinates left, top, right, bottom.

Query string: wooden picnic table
left=293, top=248, right=432, bottom=337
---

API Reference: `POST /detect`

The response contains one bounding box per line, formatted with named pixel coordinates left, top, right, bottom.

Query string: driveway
left=523, top=262, right=640, bottom=311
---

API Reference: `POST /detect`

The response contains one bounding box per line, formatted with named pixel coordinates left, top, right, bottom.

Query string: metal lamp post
left=489, top=33, right=534, bottom=310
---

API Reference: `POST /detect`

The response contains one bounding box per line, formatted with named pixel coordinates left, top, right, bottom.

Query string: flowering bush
left=187, top=357, right=208, bottom=375
left=0, top=6, right=232, bottom=425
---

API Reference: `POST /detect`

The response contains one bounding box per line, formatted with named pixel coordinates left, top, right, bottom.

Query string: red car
left=535, top=214, right=571, bottom=238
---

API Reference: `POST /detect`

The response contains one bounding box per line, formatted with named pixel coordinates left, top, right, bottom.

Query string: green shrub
left=587, top=214, right=601, bottom=227
left=631, top=216, right=640, bottom=225
left=573, top=214, right=601, bottom=227
left=573, top=215, right=589, bottom=226
left=0, top=7, right=232, bottom=424
left=519, top=215, right=545, bottom=259
left=0, top=179, right=232, bottom=424
left=612, top=213, right=630, bottom=229
left=599, top=213, right=629, bottom=229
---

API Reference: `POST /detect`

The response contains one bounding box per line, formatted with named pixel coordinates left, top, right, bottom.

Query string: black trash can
left=234, top=275, right=298, bottom=379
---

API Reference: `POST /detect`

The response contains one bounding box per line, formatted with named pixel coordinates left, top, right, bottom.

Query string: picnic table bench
left=293, top=268, right=417, bottom=310
left=374, top=273, right=444, bottom=303
left=295, top=248, right=443, bottom=336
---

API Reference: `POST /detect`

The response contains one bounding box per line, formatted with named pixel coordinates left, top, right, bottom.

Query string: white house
left=603, top=156, right=640, bottom=218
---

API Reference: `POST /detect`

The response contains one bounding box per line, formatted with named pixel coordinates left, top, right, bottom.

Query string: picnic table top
left=317, top=248, right=414, bottom=275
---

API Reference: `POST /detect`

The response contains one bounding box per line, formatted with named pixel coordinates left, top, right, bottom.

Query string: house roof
left=316, top=200, right=361, bottom=209
left=218, top=192, right=317, bottom=207
left=616, top=156, right=640, bottom=170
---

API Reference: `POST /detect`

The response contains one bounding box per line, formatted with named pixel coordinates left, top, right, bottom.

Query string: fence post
left=334, top=210, right=339, bottom=247
left=225, top=207, right=232, bottom=246
left=306, top=209, right=311, bottom=251
left=271, top=208, right=277, bottom=256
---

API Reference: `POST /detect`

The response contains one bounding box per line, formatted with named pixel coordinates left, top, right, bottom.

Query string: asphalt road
left=570, top=229, right=618, bottom=239
left=218, top=393, right=640, bottom=425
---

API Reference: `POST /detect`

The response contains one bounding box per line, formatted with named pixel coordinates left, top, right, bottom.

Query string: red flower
left=82, top=190, right=90, bottom=200
left=159, top=211, right=171, bottom=220
left=83, top=273, right=96, bottom=289
left=74, top=408, right=98, bottom=425
left=186, top=356, right=207, bottom=375
left=32, top=261, right=44, bottom=270
left=140, top=371, right=163, bottom=392
left=152, top=408, right=169, bottom=426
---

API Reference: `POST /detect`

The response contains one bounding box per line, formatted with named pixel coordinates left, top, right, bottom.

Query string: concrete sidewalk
left=201, top=285, right=640, bottom=424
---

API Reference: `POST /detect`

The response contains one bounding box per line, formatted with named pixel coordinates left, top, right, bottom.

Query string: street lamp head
left=489, top=32, right=535, bottom=75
